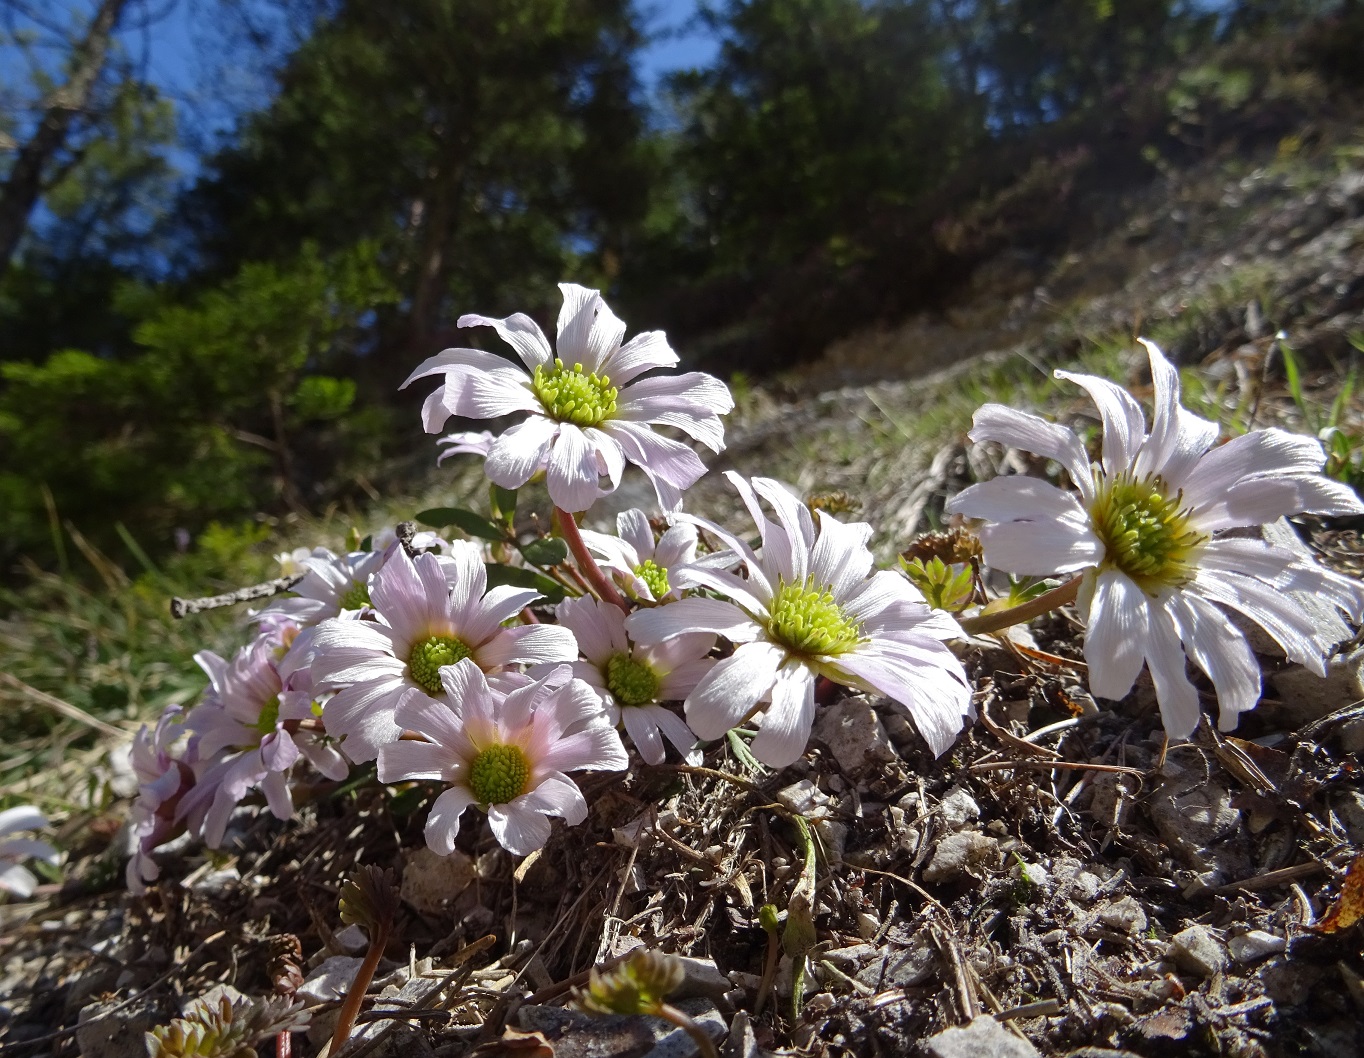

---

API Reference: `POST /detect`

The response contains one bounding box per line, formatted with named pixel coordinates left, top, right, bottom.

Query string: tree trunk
left=0, top=0, right=130, bottom=267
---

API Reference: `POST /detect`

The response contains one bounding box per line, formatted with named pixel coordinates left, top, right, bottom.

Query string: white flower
left=554, top=595, right=711, bottom=764
left=309, top=543, right=577, bottom=762
left=377, top=660, right=627, bottom=856
left=578, top=508, right=733, bottom=602
left=125, top=705, right=195, bottom=892
left=627, top=473, right=972, bottom=767
left=402, top=283, right=734, bottom=512
left=946, top=338, right=1364, bottom=737
left=262, top=546, right=388, bottom=626
left=0, top=805, right=59, bottom=898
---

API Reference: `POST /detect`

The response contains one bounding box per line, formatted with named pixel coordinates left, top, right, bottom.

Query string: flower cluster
left=118, top=287, right=1363, bottom=890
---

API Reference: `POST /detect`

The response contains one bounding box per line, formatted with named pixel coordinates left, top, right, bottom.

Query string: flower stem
left=555, top=507, right=630, bottom=613
left=653, top=1001, right=719, bottom=1058
left=957, top=575, right=1083, bottom=637
left=328, top=922, right=391, bottom=1054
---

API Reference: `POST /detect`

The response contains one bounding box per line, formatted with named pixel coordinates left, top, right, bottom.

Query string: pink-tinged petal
left=672, top=512, right=767, bottom=591
left=422, top=384, right=452, bottom=433
left=1182, top=429, right=1325, bottom=508
left=321, top=680, right=409, bottom=763
left=621, top=706, right=665, bottom=764
left=486, top=416, right=558, bottom=489
left=261, top=769, right=294, bottom=822
left=601, top=330, right=680, bottom=386
left=752, top=476, right=816, bottom=568
left=1189, top=570, right=1327, bottom=674
left=300, top=741, right=350, bottom=781
left=841, top=570, right=920, bottom=624
left=425, top=787, right=477, bottom=856
left=626, top=597, right=762, bottom=645
left=1192, top=476, right=1353, bottom=530
left=977, top=519, right=1105, bottom=575
left=616, top=509, right=654, bottom=558
left=443, top=540, right=488, bottom=621
left=1083, top=571, right=1149, bottom=702
left=606, top=420, right=707, bottom=489
left=1143, top=605, right=1201, bottom=739
left=1196, top=538, right=1299, bottom=583
left=652, top=523, right=697, bottom=570
left=487, top=801, right=553, bottom=856
left=194, top=649, right=229, bottom=691
left=585, top=428, right=626, bottom=493
left=456, top=584, right=542, bottom=648
left=457, top=312, right=553, bottom=372
left=644, top=632, right=715, bottom=674
left=1133, top=339, right=1219, bottom=486
left=1165, top=593, right=1259, bottom=731
left=522, top=773, right=589, bottom=825
left=968, top=404, right=1094, bottom=501
left=437, top=430, right=496, bottom=462
left=810, top=512, right=875, bottom=601
left=378, top=738, right=452, bottom=783
left=947, top=475, right=1090, bottom=523
left=367, top=552, right=438, bottom=645
left=623, top=408, right=726, bottom=454
left=260, top=730, right=300, bottom=772
left=646, top=704, right=703, bottom=764
left=833, top=643, right=969, bottom=757
left=684, top=641, right=786, bottom=740
left=1282, top=561, right=1364, bottom=623
left=1055, top=369, right=1147, bottom=476
left=537, top=719, right=629, bottom=774
left=751, top=663, right=817, bottom=767
left=546, top=424, right=601, bottom=513
left=657, top=657, right=716, bottom=701
left=617, top=370, right=733, bottom=413
left=0, top=864, right=39, bottom=898
left=0, top=837, right=58, bottom=863
left=438, top=369, right=540, bottom=420
left=399, top=691, right=478, bottom=760
left=556, top=596, right=628, bottom=666
left=474, top=624, right=578, bottom=669
left=547, top=678, right=616, bottom=737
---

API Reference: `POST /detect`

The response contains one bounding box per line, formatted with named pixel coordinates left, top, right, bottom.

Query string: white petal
left=443, top=541, right=488, bottom=622
left=538, top=718, right=629, bottom=774
left=1132, top=338, right=1218, bottom=486
left=626, top=597, right=762, bottom=645
left=968, top=404, right=1094, bottom=501
left=809, top=512, right=875, bottom=601
left=1165, top=593, right=1259, bottom=730
left=1143, top=604, right=1202, bottom=739
left=486, top=416, right=558, bottom=490
left=977, top=519, right=1104, bottom=575
left=474, top=624, right=579, bottom=668
left=1083, top=571, right=1149, bottom=702
left=834, top=642, right=969, bottom=757
left=621, top=705, right=665, bottom=764
left=546, top=424, right=603, bottom=513
left=602, top=330, right=679, bottom=385
left=488, top=801, right=553, bottom=856
left=669, top=565, right=770, bottom=616
left=321, top=680, right=408, bottom=763
left=684, top=641, right=786, bottom=739
left=1182, top=429, right=1325, bottom=511
left=750, top=664, right=817, bottom=767
left=425, top=787, right=477, bottom=855
left=1189, top=570, right=1328, bottom=674
left=1055, top=369, right=1147, bottom=475
left=0, top=807, right=47, bottom=836
left=522, top=773, right=589, bottom=826
left=556, top=595, right=627, bottom=666
left=457, top=312, right=553, bottom=372
left=459, top=585, right=543, bottom=648
left=947, top=475, right=1089, bottom=523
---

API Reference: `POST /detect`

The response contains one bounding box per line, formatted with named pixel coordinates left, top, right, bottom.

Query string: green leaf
left=519, top=536, right=569, bottom=567
left=484, top=562, right=566, bottom=602
left=1280, top=340, right=1306, bottom=419
left=415, top=507, right=505, bottom=541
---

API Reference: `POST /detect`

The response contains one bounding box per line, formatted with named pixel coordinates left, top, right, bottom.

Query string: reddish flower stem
left=328, top=922, right=391, bottom=1054
left=957, top=575, right=1082, bottom=637
left=555, top=507, right=630, bottom=613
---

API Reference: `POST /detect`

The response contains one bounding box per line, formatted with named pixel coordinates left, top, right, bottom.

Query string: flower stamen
left=409, top=635, right=474, bottom=695
left=467, top=744, right=531, bottom=805
left=339, top=582, right=371, bottom=610
left=531, top=358, right=618, bottom=427
left=633, top=559, right=670, bottom=599
left=767, top=576, right=862, bottom=656
left=606, top=654, right=660, bottom=706
left=1089, top=472, right=1206, bottom=591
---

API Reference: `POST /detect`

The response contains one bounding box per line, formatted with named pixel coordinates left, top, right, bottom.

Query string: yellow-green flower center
left=253, top=696, right=281, bottom=735
left=767, top=576, right=862, bottom=656
left=531, top=358, right=618, bottom=427
left=339, top=581, right=371, bottom=610
left=605, top=653, right=660, bottom=706
left=633, top=559, right=671, bottom=599
left=467, top=743, right=532, bottom=805
left=1089, top=472, right=1206, bottom=592
left=408, top=635, right=473, bottom=695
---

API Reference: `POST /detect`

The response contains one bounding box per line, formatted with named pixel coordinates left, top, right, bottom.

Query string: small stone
left=77, top=998, right=163, bottom=1058
left=856, top=911, right=880, bottom=939
left=812, top=698, right=897, bottom=775
left=332, top=923, right=369, bottom=954
left=299, top=955, right=365, bottom=1003
left=400, top=845, right=476, bottom=914
left=1335, top=790, right=1364, bottom=845
left=922, top=831, right=1000, bottom=884
left=924, top=1013, right=1042, bottom=1058
left=674, top=957, right=732, bottom=1004
left=855, top=945, right=937, bottom=989
left=1228, top=930, right=1285, bottom=963
left=190, top=866, right=240, bottom=894
left=1097, top=896, right=1148, bottom=935
left=1169, top=925, right=1229, bottom=978
left=1148, top=781, right=1241, bottom=866
left=775, top=780, right=848, bottom=860
left=1269, top=647, right=1364, bottom=726
left=937, top=786, right=981, bottom=831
